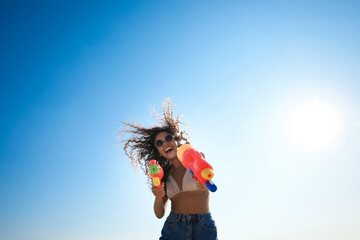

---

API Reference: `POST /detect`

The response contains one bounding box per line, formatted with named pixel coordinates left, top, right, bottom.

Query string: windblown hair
left=118, top=98, right=191, bottom=185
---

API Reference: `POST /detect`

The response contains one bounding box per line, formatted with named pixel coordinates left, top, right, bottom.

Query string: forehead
left=155, top=131, right=170, bottom=141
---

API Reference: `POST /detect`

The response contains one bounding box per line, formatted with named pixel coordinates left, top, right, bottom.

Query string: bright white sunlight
left=284, top=98, right=346, bottom=151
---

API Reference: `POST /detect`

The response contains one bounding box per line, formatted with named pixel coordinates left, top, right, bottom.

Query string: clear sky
left=1, top=1, right=359, bottom=239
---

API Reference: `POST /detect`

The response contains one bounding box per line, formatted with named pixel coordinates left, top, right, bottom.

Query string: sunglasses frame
left=155, top=134, right=174, bottom=148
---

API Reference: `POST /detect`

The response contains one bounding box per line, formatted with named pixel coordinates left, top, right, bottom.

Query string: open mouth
left=165, top=147, right=173, bottom=153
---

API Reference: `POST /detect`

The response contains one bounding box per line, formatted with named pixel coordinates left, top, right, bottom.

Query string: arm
left=152, top=183, right=169, bottom=219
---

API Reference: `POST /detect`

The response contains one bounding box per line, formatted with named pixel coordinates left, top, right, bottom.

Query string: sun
left=284, top=98, right=345, bottom=151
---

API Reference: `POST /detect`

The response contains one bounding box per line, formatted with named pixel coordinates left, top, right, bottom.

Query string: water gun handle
left=149, top=160, right=164, bottom=198
left=153, top=184, right=164, bottom=198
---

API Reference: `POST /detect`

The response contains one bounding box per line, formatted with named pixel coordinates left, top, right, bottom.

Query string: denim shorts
left=160, top=211, right=217, bottom=240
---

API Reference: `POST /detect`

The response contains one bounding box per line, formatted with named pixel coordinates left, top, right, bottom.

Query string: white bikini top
left=166, top=169, right=199, bottom=199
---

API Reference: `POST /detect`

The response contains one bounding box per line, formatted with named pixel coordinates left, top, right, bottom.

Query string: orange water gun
left=148, top=160, right=164, bottom=197
left=177, top=144, right=217, bottom=192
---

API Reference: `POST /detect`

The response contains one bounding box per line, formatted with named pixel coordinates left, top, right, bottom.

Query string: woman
left=119, top=99, right=217, bottom=240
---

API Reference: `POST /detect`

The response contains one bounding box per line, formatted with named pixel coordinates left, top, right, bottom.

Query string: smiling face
left=155, top=131, right=178, bottom=160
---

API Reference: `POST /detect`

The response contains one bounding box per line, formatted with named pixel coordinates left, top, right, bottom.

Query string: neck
left=169, top=157, right=182, bottom=168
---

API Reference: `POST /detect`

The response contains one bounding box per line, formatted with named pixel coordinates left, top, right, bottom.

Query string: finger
left=152, top=183, right=165, bottom=196
left=154, top=187, right=165, bottom=195
left=153, top=191, right=164, bottom=197
left=156, top=191, right=165, bottom=197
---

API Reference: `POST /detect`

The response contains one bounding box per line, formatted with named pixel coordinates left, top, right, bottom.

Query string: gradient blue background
left=1, top=1, right=359, bottom=239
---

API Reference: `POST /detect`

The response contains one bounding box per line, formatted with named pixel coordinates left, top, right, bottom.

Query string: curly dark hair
left=118, top=98, right=191, bottom=185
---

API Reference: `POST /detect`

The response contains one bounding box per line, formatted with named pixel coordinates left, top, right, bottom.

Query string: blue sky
left=1, top=1, right=359, bottom=239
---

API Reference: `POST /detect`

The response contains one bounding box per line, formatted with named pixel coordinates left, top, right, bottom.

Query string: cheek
left=157, top=148, right=164, bottom=156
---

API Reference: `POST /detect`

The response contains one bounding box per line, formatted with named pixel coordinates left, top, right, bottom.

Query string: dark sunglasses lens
left=165, top=135, right=173, bottom=142
left=155, top=140, right=163, bottom=148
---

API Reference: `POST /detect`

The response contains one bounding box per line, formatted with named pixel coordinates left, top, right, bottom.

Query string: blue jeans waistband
left=168, top=211, right=213, bottom=223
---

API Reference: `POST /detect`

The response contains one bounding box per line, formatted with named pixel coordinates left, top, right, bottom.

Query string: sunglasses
left=155, top=134, right=174, bottom=148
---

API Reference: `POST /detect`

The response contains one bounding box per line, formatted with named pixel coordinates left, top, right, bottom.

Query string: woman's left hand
left=193, top=177, right=207, bottom=191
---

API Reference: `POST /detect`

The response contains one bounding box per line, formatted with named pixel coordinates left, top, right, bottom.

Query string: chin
left=166, top=152, right=177, bottom=160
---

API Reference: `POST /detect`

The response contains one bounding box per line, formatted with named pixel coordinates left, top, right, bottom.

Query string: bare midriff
left=170, top=190, right=210, bottom=214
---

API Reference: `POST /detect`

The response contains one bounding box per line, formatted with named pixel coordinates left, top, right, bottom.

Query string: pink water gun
left=177, top=144, right=217, bottom=192
left=148, top=160, right=164, bottom=197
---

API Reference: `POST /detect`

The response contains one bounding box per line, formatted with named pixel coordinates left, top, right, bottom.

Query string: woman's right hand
left=152, top=183, right=165, bottom=198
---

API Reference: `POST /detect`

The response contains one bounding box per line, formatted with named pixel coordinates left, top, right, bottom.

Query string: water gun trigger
left=189, top=167, right=194, bottom=176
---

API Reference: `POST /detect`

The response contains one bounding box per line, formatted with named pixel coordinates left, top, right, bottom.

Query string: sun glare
left=284, top=98, right=345, bottom=151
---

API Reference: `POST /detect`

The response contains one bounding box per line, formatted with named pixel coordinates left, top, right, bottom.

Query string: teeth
left=165, top=147, right=173, bottom=153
